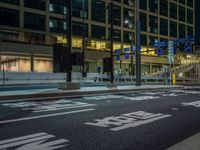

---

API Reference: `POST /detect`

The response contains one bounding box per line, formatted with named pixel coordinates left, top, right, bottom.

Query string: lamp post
left=82, top=0, right=86, bottom=77
left=135, top=0, right=141, bottom=86
left=124, top=19, right=134, bottom=76
left=66, top=0, right=72, bottom=82
left=108, top=1, right=114, bottom=83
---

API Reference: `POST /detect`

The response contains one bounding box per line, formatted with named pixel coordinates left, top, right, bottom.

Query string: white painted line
left=0, top=132, right=69, bottom=150
left=33, top=104, right=95, bottom=113
left=85, top=111, right=171, bottom=131
left=111, top=115, right=171, bottom=131
left=167, top=132, right=200, bottom=150
left=0, top=108, right=95, bottom=125
left=0, top=132, right=47, bottom=145
left=0, top=134, right=54, bottom=149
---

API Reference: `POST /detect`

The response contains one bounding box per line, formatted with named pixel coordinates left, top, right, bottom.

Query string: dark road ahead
left=0, top=88, right=200, bottom=150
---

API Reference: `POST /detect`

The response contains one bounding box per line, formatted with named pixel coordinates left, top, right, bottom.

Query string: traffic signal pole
left=82, top=0, right=86, bottom=77
left=67, top=0, right=72, bottom=82
left=135, top=0, right=141, bottom=86
left=110, top=2, right=114, bottom=83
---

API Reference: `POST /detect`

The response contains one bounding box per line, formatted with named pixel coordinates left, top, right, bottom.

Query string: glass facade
left=49, top=17, right=67, bottom=33
left=72, top=0, right=88, bottom=19
left=160, top=19, right=168, bottom=36
left=170, top=3, right=177, bottom=19
left=140, top=0, right=147, bottom=10
left=149, top=15, right=158, bottom=34
left=91, top=0, right=105, bottom=23
left=160, top=0, right=168, bottom=17
left=0, top=0, right=19, bottom=5
left=170, top=21, right=177, bottom=38
left=91, top=25, right=105, bottom=39
left=149, top=0, right=158, bottom=13
left=110, top=5, right=121, bottom=26
left=187, top=9, right=193, bottom=24
left=24, top=0, right=46, bottom=10
left=140, top=13, right=147, bottom=32
left=24, top=12, right=46, bottom=31
left=49, top=0, right=67, bottom=14
left=179, top=6, right=186, bottom=22
left=123, top=31, right=132, bottom=43
left=123, top=8, right=134, bottom=28
left=179, top=23, right=186, bottom=38
left=0, top=0, right=196, bottom=73
left=0, top=7, right=19, bottom=27
left=72, top=21, right=88, bottom=37
left=109, top=29, right=121, bottom=42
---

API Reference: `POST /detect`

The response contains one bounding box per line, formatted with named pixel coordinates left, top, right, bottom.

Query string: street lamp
left=124, top=19, right=134, bottom=76
left=135, top=0, right=141, bottom=86
left=82, top=0, right=86, bottom=77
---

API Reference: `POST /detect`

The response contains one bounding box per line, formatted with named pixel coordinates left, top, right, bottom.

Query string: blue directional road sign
left=184, top=43, right=192, bottom=52
left=157, top=48, right=163, bottom=56
left=124, top=48, right=130, bottom=59
left=116, top=49, right=121, bottom=61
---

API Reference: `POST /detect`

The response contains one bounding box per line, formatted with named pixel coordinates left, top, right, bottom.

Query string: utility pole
left=109, top=2, right=114, bottom=83
left=82, top=0, right=86, bottom=77
left=135, top=0, right=141, bottom=86
left=67, top=0, right=72, bottom=82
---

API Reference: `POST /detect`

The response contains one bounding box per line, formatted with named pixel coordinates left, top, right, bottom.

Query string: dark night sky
left=196, top=0, right=200, bottom=43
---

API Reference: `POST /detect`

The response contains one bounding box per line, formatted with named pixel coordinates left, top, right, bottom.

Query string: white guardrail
left=0, top=71, right=199, bottom=85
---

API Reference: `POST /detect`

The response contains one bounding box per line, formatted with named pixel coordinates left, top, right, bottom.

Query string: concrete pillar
left=30, top=53, right=34, bottom=72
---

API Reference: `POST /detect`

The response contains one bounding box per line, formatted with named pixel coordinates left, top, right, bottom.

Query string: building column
left=150, top=63, right=153, bottom=74
left=88, top=0, right=92, bottom=39
left=19, top=0, right=24, bottom=42
left=30, top=53, right=34, bottom=72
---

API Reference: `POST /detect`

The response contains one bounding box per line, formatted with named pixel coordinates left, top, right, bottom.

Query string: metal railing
left=0, top=71, right=199, bottom=85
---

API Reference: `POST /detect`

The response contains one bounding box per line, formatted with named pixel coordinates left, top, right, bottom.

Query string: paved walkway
left=0, top=85, right=182, bottom=97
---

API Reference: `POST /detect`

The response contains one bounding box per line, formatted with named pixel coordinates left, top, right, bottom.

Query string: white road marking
left=171, top=108, right=179, bottom=111
left=0, top=108, right=95, bottom=125
left=125, top=96, right=160, bottom=101
left=84, top=95, right=123, bottom=100
left=33, top=104, right=94, bottom=113
left=85, top=111, right=171, bottom=131
left=2, top=100, right=95, bottom=113
left=182, top=101, right=200, bottom=108
left=0, top=132, right=68, bottom=150
left=170, top=90, right=200, bottom=94
left=0, top=132, right=48, bottom=145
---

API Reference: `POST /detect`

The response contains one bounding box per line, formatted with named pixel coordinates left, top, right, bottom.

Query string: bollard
left=172, top=73, right=176, bottom=85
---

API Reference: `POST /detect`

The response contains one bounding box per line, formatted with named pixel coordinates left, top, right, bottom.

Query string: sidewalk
left=0, top=84, right=184, bottom=101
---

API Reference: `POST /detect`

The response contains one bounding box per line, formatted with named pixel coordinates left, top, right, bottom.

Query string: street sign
left=157, top=48, right=163, bottom=56
left=124, top=47, right=130, bottom=59
left=116, top=49, right=121, bottom=61
left=184, top=43, right=192, bottom=52
left=168, top=40, right=174, bottom=64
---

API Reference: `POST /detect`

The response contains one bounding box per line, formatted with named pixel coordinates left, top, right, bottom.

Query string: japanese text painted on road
left=85, top=111, right=171, bottom=131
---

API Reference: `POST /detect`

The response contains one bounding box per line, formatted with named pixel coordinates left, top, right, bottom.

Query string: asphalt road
left=0, top=88, right=200, bottom=150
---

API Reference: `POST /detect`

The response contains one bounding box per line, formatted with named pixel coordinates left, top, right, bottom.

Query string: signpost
left=168, top=40, right=174, bottom=65
left=168, top=40, right=174, bottom=85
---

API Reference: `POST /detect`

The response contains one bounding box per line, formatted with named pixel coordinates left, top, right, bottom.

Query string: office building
left=0, top=0, right=196, bottom=74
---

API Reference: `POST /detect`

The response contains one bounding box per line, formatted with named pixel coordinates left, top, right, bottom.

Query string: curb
left=0, top=86, right=184, bottom=102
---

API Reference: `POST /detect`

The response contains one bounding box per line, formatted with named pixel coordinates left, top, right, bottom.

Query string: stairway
left=150, top=63, right=200, bottom=78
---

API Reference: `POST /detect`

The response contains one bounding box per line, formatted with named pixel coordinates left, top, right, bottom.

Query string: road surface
left=0, top=87, right=200, bottom=150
